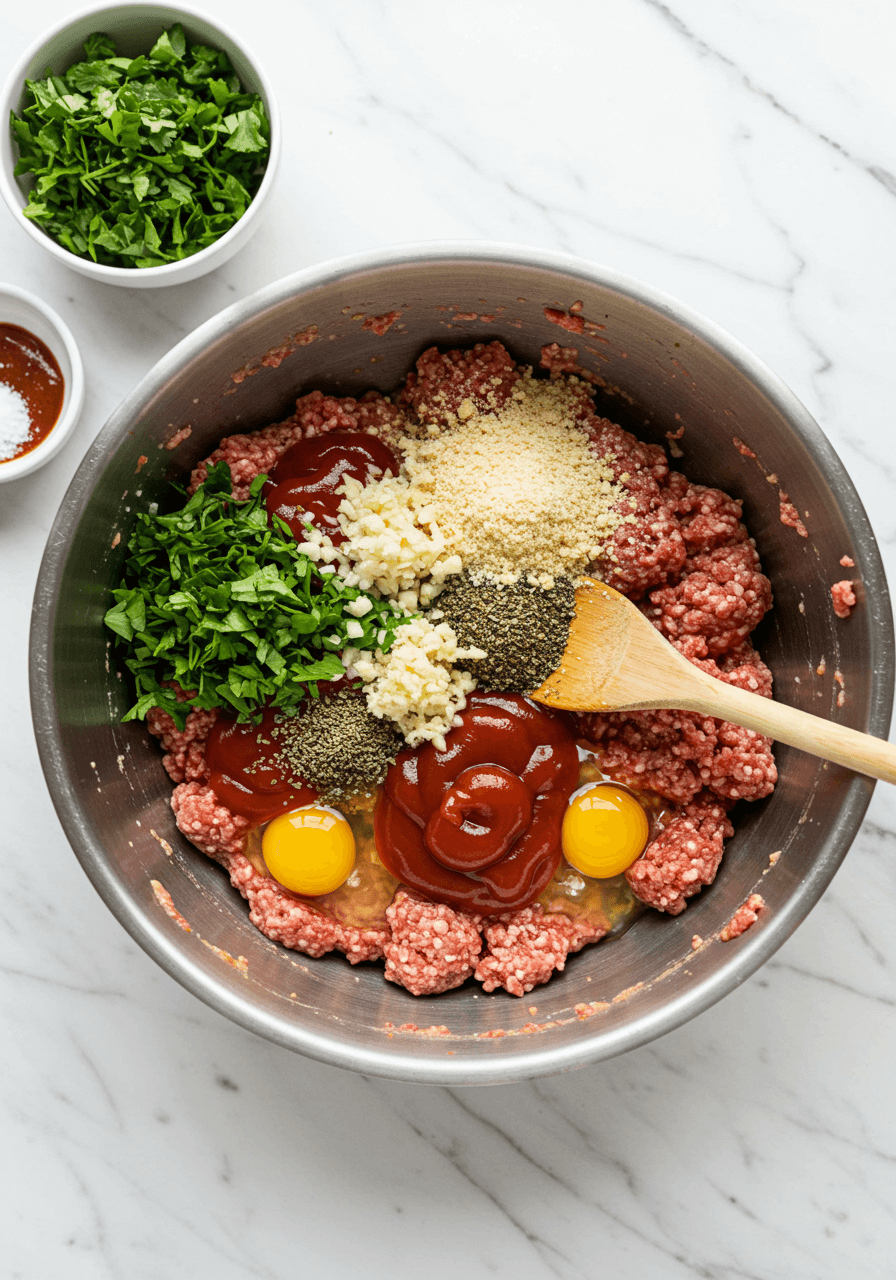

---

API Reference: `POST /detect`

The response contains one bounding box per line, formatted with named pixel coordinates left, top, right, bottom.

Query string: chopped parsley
left=10, top=25, right=269, bottom=268
left=104, top=463, right=408, bottom=728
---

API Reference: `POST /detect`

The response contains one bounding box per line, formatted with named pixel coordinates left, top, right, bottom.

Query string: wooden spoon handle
left=682, top=673, right=896, bottom=784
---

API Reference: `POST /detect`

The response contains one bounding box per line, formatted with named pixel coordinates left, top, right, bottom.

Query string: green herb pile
left=104, top=463, right=407, bottom=728
left=11, top=25, right=269, bottom=268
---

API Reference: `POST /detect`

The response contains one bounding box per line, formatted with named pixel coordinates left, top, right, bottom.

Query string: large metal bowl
left=30, top=244, right=894, bottom=1083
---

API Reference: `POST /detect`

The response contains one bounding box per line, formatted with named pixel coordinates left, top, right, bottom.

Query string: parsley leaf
left=10, top=23, right=270, bottom=268
left=104, top=464, right=409, bottom=729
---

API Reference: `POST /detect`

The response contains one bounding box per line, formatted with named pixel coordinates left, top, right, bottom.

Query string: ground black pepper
left=270, top=689, right=402, bottom=801
left=433, top=571, right=576, bottom=693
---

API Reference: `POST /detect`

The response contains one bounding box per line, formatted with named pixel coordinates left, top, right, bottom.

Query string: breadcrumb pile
left=402, top=372, right=627, bottom=588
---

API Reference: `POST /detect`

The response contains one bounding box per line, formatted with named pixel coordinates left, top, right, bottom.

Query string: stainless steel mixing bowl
left=30, top=244, right=894, bottom=1083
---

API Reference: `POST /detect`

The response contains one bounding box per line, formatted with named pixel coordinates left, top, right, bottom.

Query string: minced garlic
left=343, top=617, right=485, bottom=750
left=336, top=472, right=463, bottom=608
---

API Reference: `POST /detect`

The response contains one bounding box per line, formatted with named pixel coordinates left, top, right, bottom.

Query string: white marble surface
left=3, top=1, right=896, bottom=1275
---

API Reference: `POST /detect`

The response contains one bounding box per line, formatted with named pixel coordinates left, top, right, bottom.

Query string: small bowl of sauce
left=0, top=283, right=84, bottom=482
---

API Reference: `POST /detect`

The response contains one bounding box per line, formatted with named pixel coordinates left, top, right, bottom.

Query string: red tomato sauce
left=263, top=431, right=399, bottom=544
left=205, top=705, right=316, bottom=825
left=375, top=693, right=580, bottom=915
left=0, top=324, right=64, bottom=461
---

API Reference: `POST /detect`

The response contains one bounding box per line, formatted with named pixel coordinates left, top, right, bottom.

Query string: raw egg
left=262, top=806, right=356, bottom=896
left=561, top=783, right=649, bottom=879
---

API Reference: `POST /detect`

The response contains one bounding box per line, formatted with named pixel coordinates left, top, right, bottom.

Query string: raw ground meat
left=779, top=491, right=808, bottom=538
left=538, top=341, right=596, bottom=382
left=594, top=471, right=687, bottom=597
left=171, top=781, right=250, bottom=859
left=292, top=388, right=408, bottom=443
left=146, top=339, right=780, bottom=993
left=475, top=906, right=606, bottom=997
left=625, top=792, right=734, bottom=915
left=714, top=641, right=775, bottom=698
left=383, top=891, right=482, bottom=995
left=147, top=704, right=216, bottom=784
left=399, top=341, right=520, bottom=426
left=189, top=419, right=300, bottom=500
left=720, top=893, right=765, bottom=941
left=831, top=580, right=856, bottom=619
left=581, top=413, right=670, bottom=486
left=578, top=706, right=718, bottom=807
left=229, top=852, right=389, bottom=962
left=665, top=472, right=748, bottom=553
left=644, top=541, right=772, bottom=657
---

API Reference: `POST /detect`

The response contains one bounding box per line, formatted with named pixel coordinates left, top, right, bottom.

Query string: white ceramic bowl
left=0, top=3, right=280, bottom=288
left=0, top=283, right=84, bottom=482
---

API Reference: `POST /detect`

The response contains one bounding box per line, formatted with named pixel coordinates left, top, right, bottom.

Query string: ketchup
left=375, top=693, right=579, bottom=915
left=264, top=431, right=399, bottom=543
left=205, top=705, right=315, bottom=825
left=0, top=324, right=64, bottom=463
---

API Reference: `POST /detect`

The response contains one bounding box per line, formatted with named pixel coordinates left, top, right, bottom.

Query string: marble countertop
left=3, top=1, right=895, bottom=1275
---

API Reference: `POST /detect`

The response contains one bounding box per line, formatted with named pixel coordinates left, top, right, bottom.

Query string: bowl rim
left=29, top=241, right=896, bottom=1082
left=0, top=281, right=85, bottom=481
left=0, top=0, right=280, bottom=283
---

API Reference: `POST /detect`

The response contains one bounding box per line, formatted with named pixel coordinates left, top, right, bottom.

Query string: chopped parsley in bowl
left=1, top=5, right=279, bottom=286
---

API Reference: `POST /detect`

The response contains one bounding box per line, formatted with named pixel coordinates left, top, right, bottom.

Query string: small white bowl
left=0, top=284, right=85, bottom=482
left=0, top=3, right=280, bottom=289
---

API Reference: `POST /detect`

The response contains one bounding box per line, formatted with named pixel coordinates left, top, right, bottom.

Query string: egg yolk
left=561, top=784, right=649, bottom=879
left=262, top=806, right=356, bottom=896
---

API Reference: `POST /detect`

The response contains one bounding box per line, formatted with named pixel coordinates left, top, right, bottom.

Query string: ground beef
left=625, top=791, right=734, bottom=914
left=539, top=341, right=590, bottom=379
left=230, top=852, right=341, bottom=955
left=714, top=641, right=775, bottom=698
left=831, top=580, right=856, bottom=619
left=383, top=891, right=482, bottom=995
left=146, top=704, right=217, bottom=784
left=701, top=721, right=777, bottom=801
left=665, top=472, right=748, bottom=553
left=475, top=906, right=605, bottom=996
left=573, top=408, right=682, bottom=598
left=583, top=414, right=670, bottom=486
left=578, top=706, right=713, bottom=806
left=292, top=388, right=408, bottom=442
left=720, top=893, right=765, bottom=941
left=339, top=923, right=392, bottom=965
left=229, top=853, right=389, bottom=961
left=645, top=541, right=772, bottom=657
left=189, top=420, right=301, bottom=499
left=779, top=491, right=808, bottom=537
left=171, top=782, right=250, bottom=859
left=593, top=470, right=687, bottom=597
left=399, top=341, right=520, bottom=426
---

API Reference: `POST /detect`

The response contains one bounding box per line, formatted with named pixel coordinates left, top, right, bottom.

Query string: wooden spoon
left=531, top=577, right=896, bottom=784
